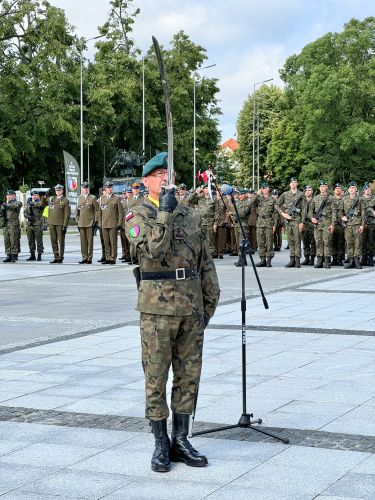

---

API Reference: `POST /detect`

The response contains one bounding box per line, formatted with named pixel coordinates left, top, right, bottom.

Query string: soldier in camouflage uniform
left=189, top=185, right=216, bottom=257
left=247, top=189, right=258, bottom=253
left=24, top=191, right=45, bottom=261
left=251, top=183, right=278, bottom=267
left=361, top=183, right=375, bottom=266
left=331, top=183, right=345, bottom=266
left=339, top=181, right=365, bottom=269
left=276, top=177, right=304, bottom=268
left=308, top=180, right=336, bottom=269
left=125, top=152, right=219, bottom=473
left=1, top=190, right=22, bottom=263
left=231, top=189, right=251, bottom=267
left=301, top=185, right=316, bottom=265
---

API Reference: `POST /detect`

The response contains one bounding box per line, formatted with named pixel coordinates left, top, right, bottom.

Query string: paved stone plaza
left=0, top=233, right=374, bottom=499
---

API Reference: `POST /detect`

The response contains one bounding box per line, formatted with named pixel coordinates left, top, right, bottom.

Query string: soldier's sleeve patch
left=125, top=211, right=134, bottom=221
left=129, top=224, right=140, bottom=238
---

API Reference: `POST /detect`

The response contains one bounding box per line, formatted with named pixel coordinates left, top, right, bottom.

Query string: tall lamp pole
left=252, top=78, right=273, bottom=189
left=193, top=64, right=216, bottom=189
left=80, top=34, right=103, bottom=184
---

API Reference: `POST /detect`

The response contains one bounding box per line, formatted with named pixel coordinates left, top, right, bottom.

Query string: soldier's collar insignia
left=129, top=224, right=140, bottom=238
left=125, top=211, right=134, bottom=221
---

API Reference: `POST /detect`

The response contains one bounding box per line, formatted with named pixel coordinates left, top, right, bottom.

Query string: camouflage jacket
left=301, top=197, right=314, bottom=228
left=125, top=199, right=220, bottom=318
left=24, top=200, right=45, bottom=226
left=250, top=194, right=277, bottom=228
left=339, top=195, right=365, bottom=226
left=195, top=195, right=216, bottom=225
left=308, top=194, right=337, bottom=227
left=276, top=190, right=304, bottom=222
left=2, top=200, right=22, bottom=225
left=362, top=195, right=375, bottom=225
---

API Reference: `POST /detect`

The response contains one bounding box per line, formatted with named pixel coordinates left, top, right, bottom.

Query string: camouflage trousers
left=3, top=223, right=20, bottom=255
left=362, top=224, right=375, bottom=256
left=26, top=224, right=43, bottom=254
left=273, top=226, right=282, bottom=250
left=302, top=225, right=316, bottom=257
left=332, top=224, right=346, bottom=257
left=79, top=226, right=94, bottom=261
left=345, top=225, right=363, bottom=257
left=236, top=222, right=249, bottom=253
left=256, top=226, right=274, bottom=258
left=286, top=220, right=301, bottom=257
left=49, top=224, right=66, bottom=260
left=140, top=312, right=204, bottom=421
left=202, top=224, right=215, bottom=256
left=314, top=225, right=332, bottom=257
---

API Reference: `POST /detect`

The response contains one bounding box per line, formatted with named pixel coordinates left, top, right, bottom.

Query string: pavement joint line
left=0, top=320, right=139, bottom=355
left=210, top=324, right=375, bottom=336
left=0, top=406, right=374, bottom=453
left=296, top=288, right=375, bottom=294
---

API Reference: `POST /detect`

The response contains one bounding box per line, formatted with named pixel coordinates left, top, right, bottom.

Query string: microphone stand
left=192, top=178, right=289, bottom=445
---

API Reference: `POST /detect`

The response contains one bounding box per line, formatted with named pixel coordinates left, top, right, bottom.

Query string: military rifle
left=26, top=200, right=36, bottom=224
left=346, top=197, right=360, bottom=219
left=284, top=193, right=303, bottom=225
left=314, top=197, right=328, bottom=223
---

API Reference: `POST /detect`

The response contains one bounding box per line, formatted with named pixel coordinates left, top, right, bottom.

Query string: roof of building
left=221, top=138, right=239, bottom=152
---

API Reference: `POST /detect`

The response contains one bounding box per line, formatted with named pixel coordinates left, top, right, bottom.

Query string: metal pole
left=252, top=83, right=255, bottom=190
left=80, top=46, right=83, bottom=185
left=193, top=77, right=196, bottom=190
left=142, top=57, right=145, bottom=158
left=87, top=143, right=90, bottom=183
left=257, top=101, right=260, bottom=191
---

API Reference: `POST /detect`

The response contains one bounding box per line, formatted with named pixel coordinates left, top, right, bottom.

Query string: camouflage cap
left=6, top=189, right=16, bottom=195
left=142, top=152, right=168, bottom=176
left=54, top=184, right=64, bottom=190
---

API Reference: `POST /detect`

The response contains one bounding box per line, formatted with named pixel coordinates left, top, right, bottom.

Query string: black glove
left=62, top=226, right=67, bottom=235
left=27, top=216, right=36, bottom=223
left=203, top=315, right=210, bottom=328
left=159, top=187, right=178, bottom=213
left=117, top=225, right=122, bottom=231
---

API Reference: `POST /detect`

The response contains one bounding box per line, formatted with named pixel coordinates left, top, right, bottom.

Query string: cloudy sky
left=50, top=0, right=373, bottom=141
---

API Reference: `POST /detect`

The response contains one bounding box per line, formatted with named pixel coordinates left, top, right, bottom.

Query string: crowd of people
left=1, top=177, right=374, bottom=269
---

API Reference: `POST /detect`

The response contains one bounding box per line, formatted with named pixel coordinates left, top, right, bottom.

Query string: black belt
left=140, top=267, right=198, bottom=281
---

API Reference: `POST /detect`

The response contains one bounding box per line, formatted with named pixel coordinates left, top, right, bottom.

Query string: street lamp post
left=193, top=64, right=216, bottom=189
left=80, top=34, right=103, bottom=185
left=252, top=78, right=273, bottom=189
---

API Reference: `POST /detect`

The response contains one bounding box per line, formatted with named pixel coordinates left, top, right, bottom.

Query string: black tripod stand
left=192, top=186, right=289, bottom=445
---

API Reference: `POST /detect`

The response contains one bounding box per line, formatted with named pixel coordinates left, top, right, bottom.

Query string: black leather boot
left=150, top=420, right=171, bottom=472
left=368, top=255, right=374, bottom=267
left=27, top=252, right=36, bottom=261
left=323, top=257, right=331, bottom=269
left=360, top=255, right=367, bottom=266
left=331, top=255, right=338, bottom=266
left=256, top=258, right=266, bottom=267
left=314, top=257, right=323, bottom=268
left=37, top=253, right=42, bottom=261
left=295, top=257, right=301, bottom=268
left=285, top=257, right=295, bottom=268
left=354, top=257, right=362, bottom=269
left=310, top=256, right=315, bottom=266
left=3, top=254, right=12, bottom=263
left=338, top=255, right=344, bottom=266
left=344, top=258, right=354, bottom=269
left=266, top=257, right=272, bottom=268
left=11, top=254, right=17, bottom=262
left=301, top=256, right=310, bottom=265
left=170, top=414, right=207, bottom=467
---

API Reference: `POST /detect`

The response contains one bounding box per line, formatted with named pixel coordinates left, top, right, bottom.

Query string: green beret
left=6, top=189, right=16, bottom=195
left=319, top=179, right=328, bottom=186
left=260, top=182, right=269, bottom=189
left=290, top=177, right=297, bottom=182
left=362, top=183, right=370, bottom=190
left=304, top=185, right=313, bottom=191
left=333, top=182, right=342, bottom=189
left=142, top=152, right=168, bottom=176
left=348, top=180, right=357, bottom=187
left=249, top=188, right=256, bottom=194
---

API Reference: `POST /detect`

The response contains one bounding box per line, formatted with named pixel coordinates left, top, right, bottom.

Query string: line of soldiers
left=2, top=177, right=374, bottom=269
left=176, top=177, right=375, bottom=270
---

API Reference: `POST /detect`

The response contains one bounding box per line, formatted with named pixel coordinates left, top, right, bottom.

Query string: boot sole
left=170, top=452, right=208, bottom=467
left=151, top=463, right=171, bottom=472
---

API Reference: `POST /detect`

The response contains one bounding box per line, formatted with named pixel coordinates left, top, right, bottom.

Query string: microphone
left=220, top=183, right=233, bottom=196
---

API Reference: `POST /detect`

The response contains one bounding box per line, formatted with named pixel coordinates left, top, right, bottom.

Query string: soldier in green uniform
left=301, top=185, right=316, bottom=265
left=213, top=192, right=229, bottom=259
left=97, top=181, right=122, bottom=265
left=125, top=152, right=220, bottom=473
left=119, top=188, right=133, bottom=263
left=361, top=183, right=374, bottom=266
left=248, top=188, right=258, bottom=253
left=1, top=190, right=22, bottom=263
left=339, top=181, right=365, bottom=269
left=47, top=184, right=70, bottom=263
left=331, top=182, right=345, bottom=266
left=177, top=183, right=190, bottom=206
left=276, top=177, right=304, bottom=268
left=251, top=183, right=277, bottom=267
left=76, top=182, right=98, bottom=264
left=308, top=180, right=336, bottom=268
left=271, top=189, right=282, bottom=251
left=231, top=189, right=251, bottom=267
left=24, top=191, right=45, bottom=261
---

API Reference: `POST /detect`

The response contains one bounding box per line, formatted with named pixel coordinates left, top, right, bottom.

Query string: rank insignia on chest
left=125, top=211, right=134, bottom=222
left=129, top=224, right=140, bottom=238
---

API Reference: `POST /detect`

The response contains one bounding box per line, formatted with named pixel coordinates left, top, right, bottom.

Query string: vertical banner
left=63, top=150, right=80, bottom=216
